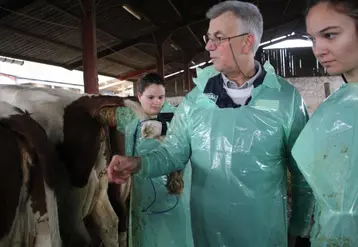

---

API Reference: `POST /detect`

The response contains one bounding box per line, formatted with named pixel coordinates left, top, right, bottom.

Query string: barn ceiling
left=0, top=0, right=310, bottom=82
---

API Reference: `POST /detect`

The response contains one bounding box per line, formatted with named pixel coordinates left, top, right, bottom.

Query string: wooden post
left=324, top=82, right=331, bottom=98
left=81, top=0, right=98, bottom=94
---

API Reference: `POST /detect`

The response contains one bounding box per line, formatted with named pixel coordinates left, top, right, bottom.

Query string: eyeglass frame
left=203, top=32, right=250, bottom=46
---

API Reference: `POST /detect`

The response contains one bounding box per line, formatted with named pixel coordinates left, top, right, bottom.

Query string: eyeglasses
left=203, top=33, right=249, bottom=46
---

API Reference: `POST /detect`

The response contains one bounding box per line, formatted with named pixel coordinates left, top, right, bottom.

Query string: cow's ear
left=63, top=109, right=101, bottom=188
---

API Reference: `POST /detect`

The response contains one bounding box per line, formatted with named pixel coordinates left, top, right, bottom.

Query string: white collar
left=222, top=60, right=262, bottom=89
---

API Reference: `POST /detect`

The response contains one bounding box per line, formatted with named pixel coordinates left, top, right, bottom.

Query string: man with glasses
left=107, top=1, right=314, bottom=246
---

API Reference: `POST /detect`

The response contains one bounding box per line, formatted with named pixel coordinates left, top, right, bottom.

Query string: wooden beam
left=156, top=42, right=164, bottom=77
left=167, top=0, right=203, bottom=47
left=281, top=0, right=292, bottom=20
left=117, top=66, right=156, bottom=81
left=81, top=0, right=98, bottom=94
left=0, top=25, right=136, bottom=71
left=187, top=26, right=203, bottom=47
left=67, top=17, right=206, bottom=69
left=0, top=51, right=68, bottom=68
left=105, top=57, right=141, bottom=70
left=115, top=52, right=194, bottom=80
left=167, top=0, right=182, bottom=19
left=324, top=82, right=331, bottom=98
left=261, top=18, right=306, bottom=43
left=67, top=37, right=146, bottom=69
left=0, top=23, right=81, bottom=52
left=133, top=46, right=157, bottom=59
left=0, top=0, right=35, bottom=19
left=45, top=0, right=122, bottom=41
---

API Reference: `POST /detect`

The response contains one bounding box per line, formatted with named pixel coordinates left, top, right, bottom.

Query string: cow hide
left=0, top=85, right=132, bottom=247
left=0, top=101, right=61, bottom=247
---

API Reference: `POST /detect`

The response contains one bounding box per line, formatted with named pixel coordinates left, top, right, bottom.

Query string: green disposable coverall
left=137, top=62, right=314, bottom=247
left=292, top=82, right=358, bottom=247
left=116, top=101, right=193, bottom=247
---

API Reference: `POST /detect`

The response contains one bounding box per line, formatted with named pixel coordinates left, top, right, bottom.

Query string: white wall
left=287, top=76, right=344, bottom=114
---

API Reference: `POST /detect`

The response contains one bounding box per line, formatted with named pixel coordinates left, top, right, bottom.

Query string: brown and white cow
left=0, top=101, right=61, bottom=247
left=0, top=85, right=132, bottom=247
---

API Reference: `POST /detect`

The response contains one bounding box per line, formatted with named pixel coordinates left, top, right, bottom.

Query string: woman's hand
left=107, top=155, right=141, bottom=184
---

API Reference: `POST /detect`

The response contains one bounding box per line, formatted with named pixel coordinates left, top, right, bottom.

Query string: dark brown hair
left=309, top=0, right=358, bottom=29
left=138, top=72, right=166, bottom=93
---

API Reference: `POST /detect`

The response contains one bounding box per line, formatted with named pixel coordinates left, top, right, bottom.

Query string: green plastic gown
left=292, top=82, right=358, bottom=247
left=136, top=62, right=314, bottom=247
left=116, top=101, right=194, bottom=247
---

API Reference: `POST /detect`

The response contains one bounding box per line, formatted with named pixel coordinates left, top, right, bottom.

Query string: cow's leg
left=1, top=144, right=61, bottom=247
left=88, top=139, right=119, bottom=247
left=21, top=144, right=59, bottom=247
left=90, top=192, right=119, bottom=247
left=108, top=183, right=127, bottom=233
left=25, top=182, right=62, bottom=247
left=107, top=128, right=130, bottom=247
left=107, top=180, right=131, bottom=247
left=43, top=182, right=62, bottom=247
left=56, top=167, right=100, bottom=246
left=0, top=125, right=22, bottom=247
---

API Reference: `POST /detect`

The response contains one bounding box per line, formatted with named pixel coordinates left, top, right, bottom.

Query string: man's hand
left=107, top=155, right=141, bottom=184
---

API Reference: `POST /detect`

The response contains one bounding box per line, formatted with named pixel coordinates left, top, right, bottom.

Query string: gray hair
left=206, top=1, right=264, bottom=53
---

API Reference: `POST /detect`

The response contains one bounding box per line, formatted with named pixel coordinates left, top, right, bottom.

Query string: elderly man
left=108, top=1, right=314, bottom=246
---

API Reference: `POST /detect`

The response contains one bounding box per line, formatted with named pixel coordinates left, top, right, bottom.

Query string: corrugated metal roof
left=0, top=0, right=309, bottom=81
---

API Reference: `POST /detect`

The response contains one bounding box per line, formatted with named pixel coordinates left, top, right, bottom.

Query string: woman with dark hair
left=292, top=0, right=358, bottom=246
left=115, top=72, right=193, bottom=247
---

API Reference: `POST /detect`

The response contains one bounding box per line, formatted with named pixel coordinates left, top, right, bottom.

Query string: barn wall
left=167, top=76, right=345, bottom=114
left=287, top=76, right=344, bottom=114
left=256, top=47, right=327, bottom=78
left=164, top=47, right=346, bottom=112
left=132, top=74, right=192, bottom=97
